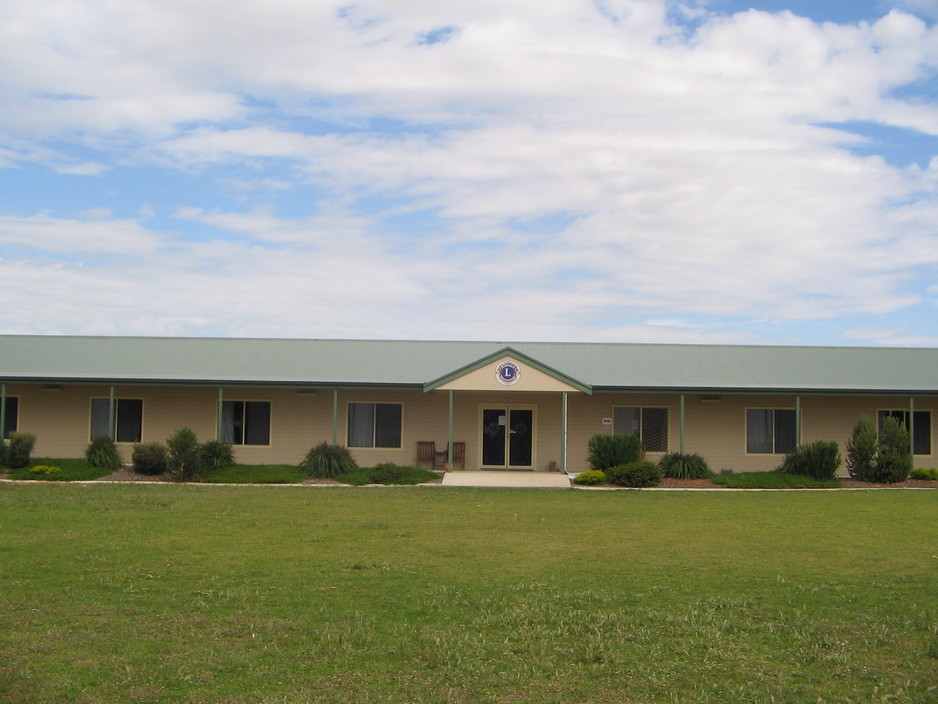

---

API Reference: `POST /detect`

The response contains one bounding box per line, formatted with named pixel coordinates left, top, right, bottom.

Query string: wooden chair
left=416, top=441, right=443, bottom=470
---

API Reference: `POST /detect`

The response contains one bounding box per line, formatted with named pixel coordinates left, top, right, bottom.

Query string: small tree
left=845, top=416, right=878, bottom=481
left=587, top=433, right=641, bottom=472
left=166, top=428, right=202, bottom=482
left=873, top=416, right=912, bottom=484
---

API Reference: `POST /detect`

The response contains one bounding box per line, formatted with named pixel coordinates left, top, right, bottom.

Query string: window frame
left=347, top=402, right=403, bottom=449
left=877, top=409, right=932, bottom=456
left=90, top=397, right=143, bottom=443
left=746, top=408, right=797, bottom=455
left=220, top=400, right=272, bottom=446
left=612, top=405, right=669, bottom=453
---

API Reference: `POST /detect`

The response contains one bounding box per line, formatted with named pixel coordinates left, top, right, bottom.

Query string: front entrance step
left=441, top=471, right=571, bottom=488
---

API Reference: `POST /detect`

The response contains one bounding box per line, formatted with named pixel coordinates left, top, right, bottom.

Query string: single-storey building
left=1, top=335, right=936, bottom=473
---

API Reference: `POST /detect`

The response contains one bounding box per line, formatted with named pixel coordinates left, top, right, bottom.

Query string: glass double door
left=481, top=407, right=534, bottom=468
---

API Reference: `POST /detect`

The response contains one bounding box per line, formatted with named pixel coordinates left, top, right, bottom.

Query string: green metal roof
left=0, top=335, right=937, bottom=394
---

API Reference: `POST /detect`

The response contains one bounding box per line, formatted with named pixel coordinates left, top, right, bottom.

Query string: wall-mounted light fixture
left=296, top=389, right=319, bottom=396
left=699, top=396, right=722, bottom=404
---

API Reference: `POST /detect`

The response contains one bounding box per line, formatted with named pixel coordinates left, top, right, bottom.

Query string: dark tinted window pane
left=613, top=407, right=640, bottom=437
left=244, top=401, right=271, bottom=445
left=3, top=397, right=18, bottom=438
left=913, top=411, right=931, bottom=455
left=374, top=403, right=402, bottom=448
left=747, top=409, right=773, bottom=453
left=348, top=403, right=374, bottom=447
left=116, top=399, right=143, bottom=443
left=508, top=409, right=533, bottom=466
left=774, top=410, right=797, bottom=454
left=91, top=398, right=111, bottom=440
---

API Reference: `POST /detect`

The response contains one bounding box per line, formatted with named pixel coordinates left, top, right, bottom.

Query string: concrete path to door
left=441, top=471, right=571, bottom=488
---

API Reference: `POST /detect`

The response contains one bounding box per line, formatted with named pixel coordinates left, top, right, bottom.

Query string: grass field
left=0, top=484, right=935, bottom=703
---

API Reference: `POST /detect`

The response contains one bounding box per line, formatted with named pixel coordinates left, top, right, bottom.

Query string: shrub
left=606, top=461, right=661, bottom=487
left=846, top=416, right=878, bottom=481
left=572, top=470, right=607, bottom=486
left=133, top=442, right=169, bottom=475
left=201, top=440, right=235, bottom=471
left=166, top=427, right=202, bottom=482
left=369, top=463, right=407, bottom=484
left=910, top=468, right=938, bottom=480
left=872, top=416, right=912, bottom=484
left=29, top=465, right=61, bottom=476
left=300, top=442, right=358, bottom=479
left=777, top=440, right=841, bottom=481
left=85, top=436, right=123, bottom=470
left=587, top=433, right=641, bottom=472
left=5, top=432, right=36, bottom=469
left=659, top=452, right=712, bottom=479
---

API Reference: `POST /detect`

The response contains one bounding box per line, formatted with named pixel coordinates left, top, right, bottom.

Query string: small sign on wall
left=602, top=417, right=613, bottom=426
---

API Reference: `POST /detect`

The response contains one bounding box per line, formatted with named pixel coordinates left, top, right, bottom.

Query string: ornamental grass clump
left=300, top=442, right=358, bottom=479
left=200, top=440, right=235, bottom=471
left=85, top=436, right=123, bottom=471
left=587, top=433, right=640, bottom=472
left=659, top=452, right=713, bottom=479
left=777, top=440, right=842, bottom=481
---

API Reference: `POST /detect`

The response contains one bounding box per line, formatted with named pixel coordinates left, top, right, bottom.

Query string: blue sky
left=1, top=0, right=936, bottom=345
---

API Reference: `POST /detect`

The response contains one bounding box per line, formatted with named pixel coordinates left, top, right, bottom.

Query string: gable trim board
left=0, top=336, right=935, bottom=472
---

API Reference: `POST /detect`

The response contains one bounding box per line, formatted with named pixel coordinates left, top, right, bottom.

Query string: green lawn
left=0, top=485, right=935, bottom=703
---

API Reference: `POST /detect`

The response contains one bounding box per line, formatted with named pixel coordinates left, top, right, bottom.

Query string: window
left=877, top=410, right=931, bottom=455
left=91, top=398, right=143, bottom=442
left=2, top=396, right=18, bottom=438
left=348, top=403, right=402, bottom=448
left=221, top=401, right=271, bottom=445
left=746, top=409, right=796, bottom=454
left=613, top=406, right=669, bottom=452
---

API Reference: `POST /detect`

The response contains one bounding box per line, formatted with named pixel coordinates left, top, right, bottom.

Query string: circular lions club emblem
left=495, top=360, right=521, bottom=386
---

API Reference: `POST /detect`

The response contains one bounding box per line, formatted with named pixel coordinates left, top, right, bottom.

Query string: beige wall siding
left=5, top=382, right=936, bottom=471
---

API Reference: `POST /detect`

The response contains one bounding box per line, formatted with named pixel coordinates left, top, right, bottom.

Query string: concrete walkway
left=441, top=471, right=571, bottom=488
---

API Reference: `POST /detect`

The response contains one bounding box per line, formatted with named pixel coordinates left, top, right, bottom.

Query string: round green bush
left=606, top=461, right=661, bottom=487
left=132, top=442, right=169, bottom=475
left=777, top=440, right=841, bottom=481
left=369, top=463, right=407, bottom=484
left=659, top=452, right=712, bottom=479
left=572, top=470, right=607, bottom=486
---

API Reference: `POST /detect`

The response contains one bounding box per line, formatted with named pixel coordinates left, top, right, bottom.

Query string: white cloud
left=0, top=1, right=936, bottom=343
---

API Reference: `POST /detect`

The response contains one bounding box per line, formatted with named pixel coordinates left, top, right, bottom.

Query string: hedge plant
left=166, top=427, right=202, bottom=482
left=5, top=432, right=36, bottom=469
left=133, top=442, right=169, bottom=475
left=846, top=416, right=878, bottom=481
left=659, top=452, right=712, bottom=479
left=606, top=461, right=661, bottom=487
left=572, top=470, right=607, bottom=486
left=872, top=416, right=912, bottom=483
left=587, top=433, right=640, bottom=472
